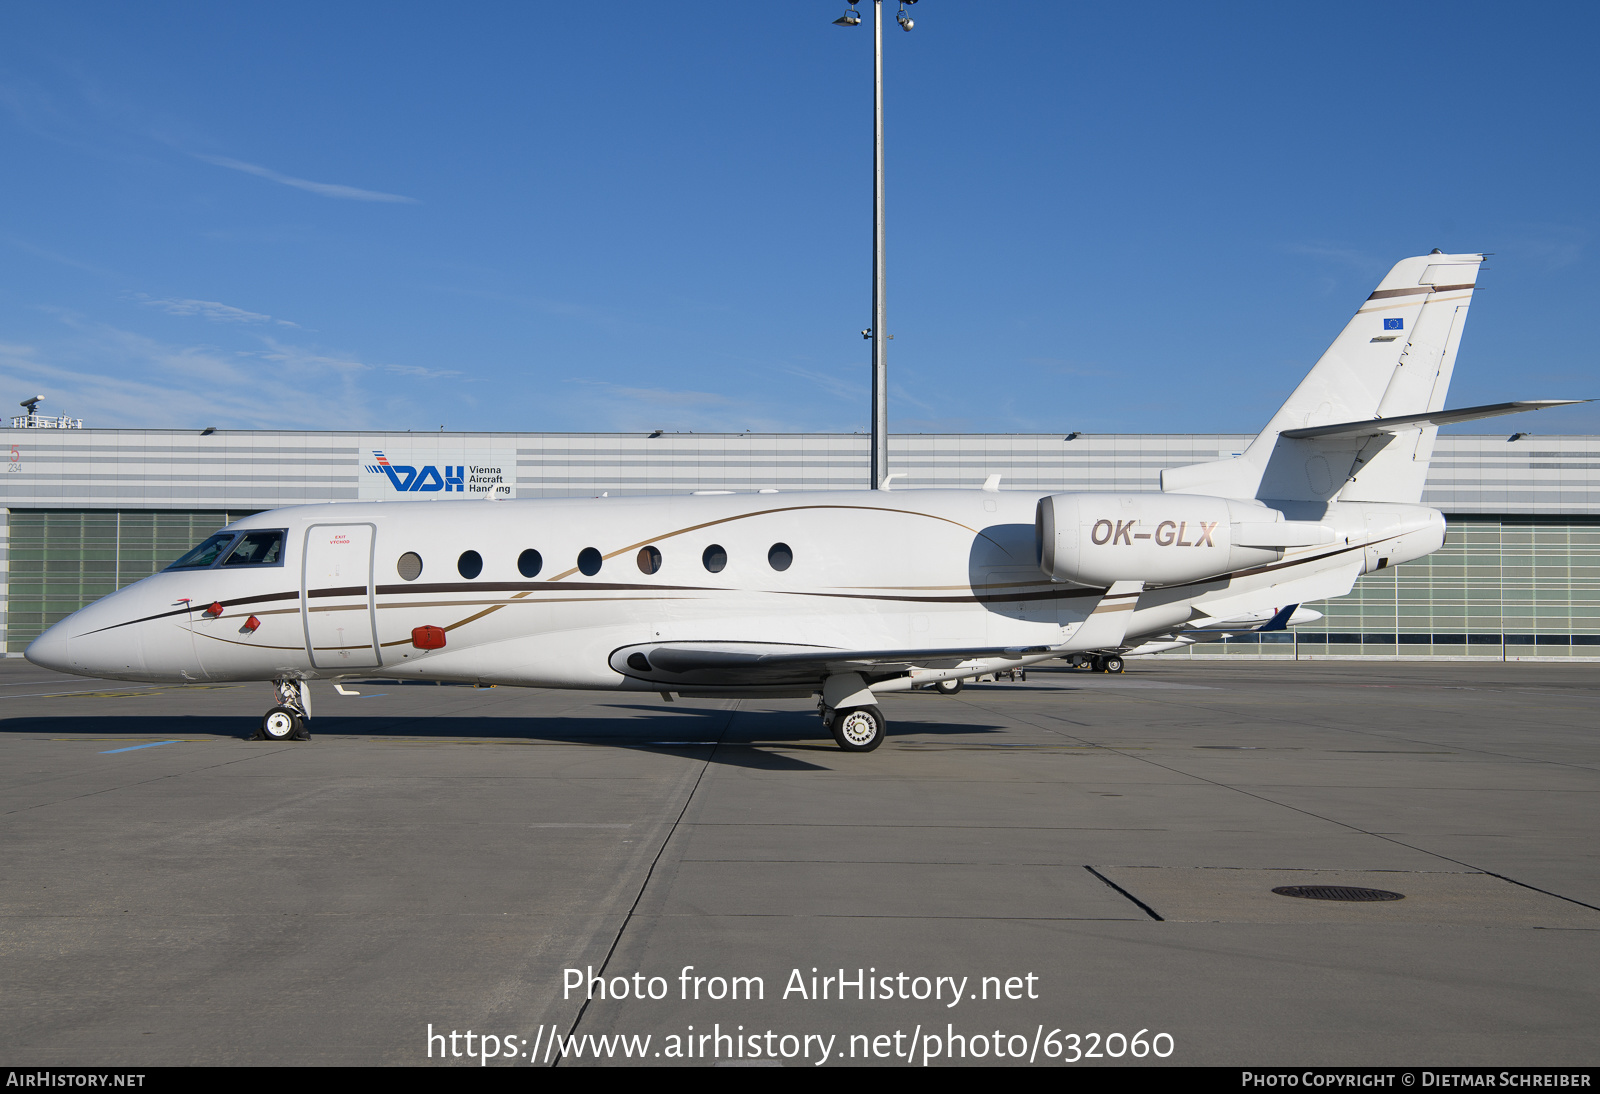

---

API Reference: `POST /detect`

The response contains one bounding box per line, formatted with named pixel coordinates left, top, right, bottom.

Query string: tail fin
left=1163, top=252, right=1483, bottom=504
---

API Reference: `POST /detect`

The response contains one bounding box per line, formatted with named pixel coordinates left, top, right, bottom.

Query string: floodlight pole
left=869, top=0, right=888, bottom=490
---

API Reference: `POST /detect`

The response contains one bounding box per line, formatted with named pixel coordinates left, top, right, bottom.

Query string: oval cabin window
left=702, top=544, right=727, bottom=573
left=518, top=549, right=543, bottom=578
left=578, top=547, right=603, bottom=576
left=768, top=542, right=793, bottom=571
left=637, top=545, right=662, bottom=575
left=397, top=552, right=423, bottom=581
left=458, top=550, right=483, bottom=579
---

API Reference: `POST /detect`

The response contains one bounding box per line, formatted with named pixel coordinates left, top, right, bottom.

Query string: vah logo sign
left=360, top=450, right=514, bottom=499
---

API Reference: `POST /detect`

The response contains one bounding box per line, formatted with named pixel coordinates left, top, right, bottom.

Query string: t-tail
left=1161, top=252, right=1582, bottom=505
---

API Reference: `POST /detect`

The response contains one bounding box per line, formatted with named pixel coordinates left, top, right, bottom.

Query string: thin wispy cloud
left=385, top=363, right=464, bottom=381
left=1024, top=355, right=1109, bottom=378
left=136, top=295, right=299, bottom=327
left=0, top=312, right=468, bottom=431
left=193, top=153, right=420, bottom=204
left=0, top=341, right=298, bottom=429
left=1285, top=243, right=1378, bottom=269
left=258, top=336, right=462, bottom=381
left=7, top=237, right=122, bottom=280
left=561, top=379, right=787, bottom=433
left=779, top=363, right=864, bottom=404
left=1499, top=223, right=1586, bottom=272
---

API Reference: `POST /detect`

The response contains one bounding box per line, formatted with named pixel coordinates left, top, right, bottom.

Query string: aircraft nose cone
left=25, top=622, right=72, bottom=673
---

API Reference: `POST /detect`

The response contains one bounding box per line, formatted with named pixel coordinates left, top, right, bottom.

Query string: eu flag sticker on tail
left=1384, top=318, right=1404, bottom=330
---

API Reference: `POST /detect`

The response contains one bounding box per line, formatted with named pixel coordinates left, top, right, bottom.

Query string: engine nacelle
left=1035, top=493, right=1317, bottom=587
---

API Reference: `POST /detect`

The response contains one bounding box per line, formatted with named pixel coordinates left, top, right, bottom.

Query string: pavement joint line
left=687, top=823, right=1170, bottom=830
left=554, top=699, right=740, bottom=1068
left=966, top=695, right=1600, bottom=915
left=680, top=858, right=1168, bottom=866
left=648, top=913, right=1150, bottom=921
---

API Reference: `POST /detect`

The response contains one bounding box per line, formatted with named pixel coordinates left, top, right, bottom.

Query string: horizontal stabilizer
left=1192, top=562, right=1362, bottom=624
left=1279, top=400, right=1586, bottom=440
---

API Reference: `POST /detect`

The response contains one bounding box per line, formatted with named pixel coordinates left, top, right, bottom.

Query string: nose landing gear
left=253, top=678, right=311, bottom=741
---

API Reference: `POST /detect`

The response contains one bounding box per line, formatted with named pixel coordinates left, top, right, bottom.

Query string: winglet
left=1061, top=580, right=1144, bottom=652
left=1256, top=604, right=1298, bottom=632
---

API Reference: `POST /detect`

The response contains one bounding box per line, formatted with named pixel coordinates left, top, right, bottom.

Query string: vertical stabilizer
left=1162, top=253, right=1482, bottom=504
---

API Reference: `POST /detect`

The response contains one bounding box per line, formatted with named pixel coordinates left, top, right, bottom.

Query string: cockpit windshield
left=164, top=529, right=287, bottom=570
left=165, top=533, right=237, bottom=570
left=221, top=530, right=284, bottom=567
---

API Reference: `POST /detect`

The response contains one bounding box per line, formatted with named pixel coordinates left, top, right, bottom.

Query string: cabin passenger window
left=518, top=549, right=543, bottom=578
left=637, top=546, right=662, bottom=575
left=397, top=552, right=423, bottom=581
left=578, top=547, right=603, bottom=576
left=768, top=542, right=792, bottom=571
left=165, top=533, right=237, bottom=570
left=221, top=530, right=285, bottom=566
left=458, top=550, right=483, bottom=579
left=702, top=544, right=727, bottom=573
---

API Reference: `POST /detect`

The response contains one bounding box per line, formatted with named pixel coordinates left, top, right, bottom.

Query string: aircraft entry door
left=302, top=523, right=381, bottom=670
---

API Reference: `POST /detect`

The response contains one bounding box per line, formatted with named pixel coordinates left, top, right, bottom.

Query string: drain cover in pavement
left=1272, top=885, right=1404, bottom=902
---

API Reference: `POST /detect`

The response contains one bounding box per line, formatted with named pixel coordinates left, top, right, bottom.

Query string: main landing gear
left=254, top=678, right=311, bottom=741
left=826, top=705, right=885, bottom=752
left=1068, top=654, right=1126, bottom=674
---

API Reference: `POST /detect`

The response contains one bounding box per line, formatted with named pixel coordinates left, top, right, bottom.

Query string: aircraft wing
left=609, top=580, right=1145, bottom=689
left=609, top=641, right=1056, bottom=688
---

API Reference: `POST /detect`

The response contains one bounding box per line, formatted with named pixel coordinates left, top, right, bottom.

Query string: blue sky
left=1, top=2, right=1596, bottom=436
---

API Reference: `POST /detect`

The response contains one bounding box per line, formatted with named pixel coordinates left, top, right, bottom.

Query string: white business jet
left=25, top=252, right=1583, bottom=750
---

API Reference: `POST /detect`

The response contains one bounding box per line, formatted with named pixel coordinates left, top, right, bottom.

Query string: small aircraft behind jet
left=25, top=252, right=1584, bottom=750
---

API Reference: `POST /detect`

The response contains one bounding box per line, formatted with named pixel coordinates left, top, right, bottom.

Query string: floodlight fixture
left=833, top=5, right=861, bottom=26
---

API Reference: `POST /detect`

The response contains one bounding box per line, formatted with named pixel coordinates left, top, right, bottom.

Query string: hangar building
left=3, top=423, right=1596, bottom=660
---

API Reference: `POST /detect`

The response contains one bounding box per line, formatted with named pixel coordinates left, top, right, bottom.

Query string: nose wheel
left=252, top=679, right=311, bottom=741
left=260, top=705, right=305, bottom=741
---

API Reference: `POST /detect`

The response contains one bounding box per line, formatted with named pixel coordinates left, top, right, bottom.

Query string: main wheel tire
left=1103, top=655, right=1125, bottom=674
left=830, top=705, right=885, bottom=752
left=934, top=678, right=962, bottom=695
left=1089, top=656, right=1105, bottom=673
left=261, top=705, right=302, bottom=741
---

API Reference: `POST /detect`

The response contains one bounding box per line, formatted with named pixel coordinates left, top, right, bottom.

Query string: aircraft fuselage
left=26, top=489, right=1444, bottom=694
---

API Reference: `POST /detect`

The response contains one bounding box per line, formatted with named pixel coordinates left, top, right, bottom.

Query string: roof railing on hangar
left=9, top=414, right=84, bottom=429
